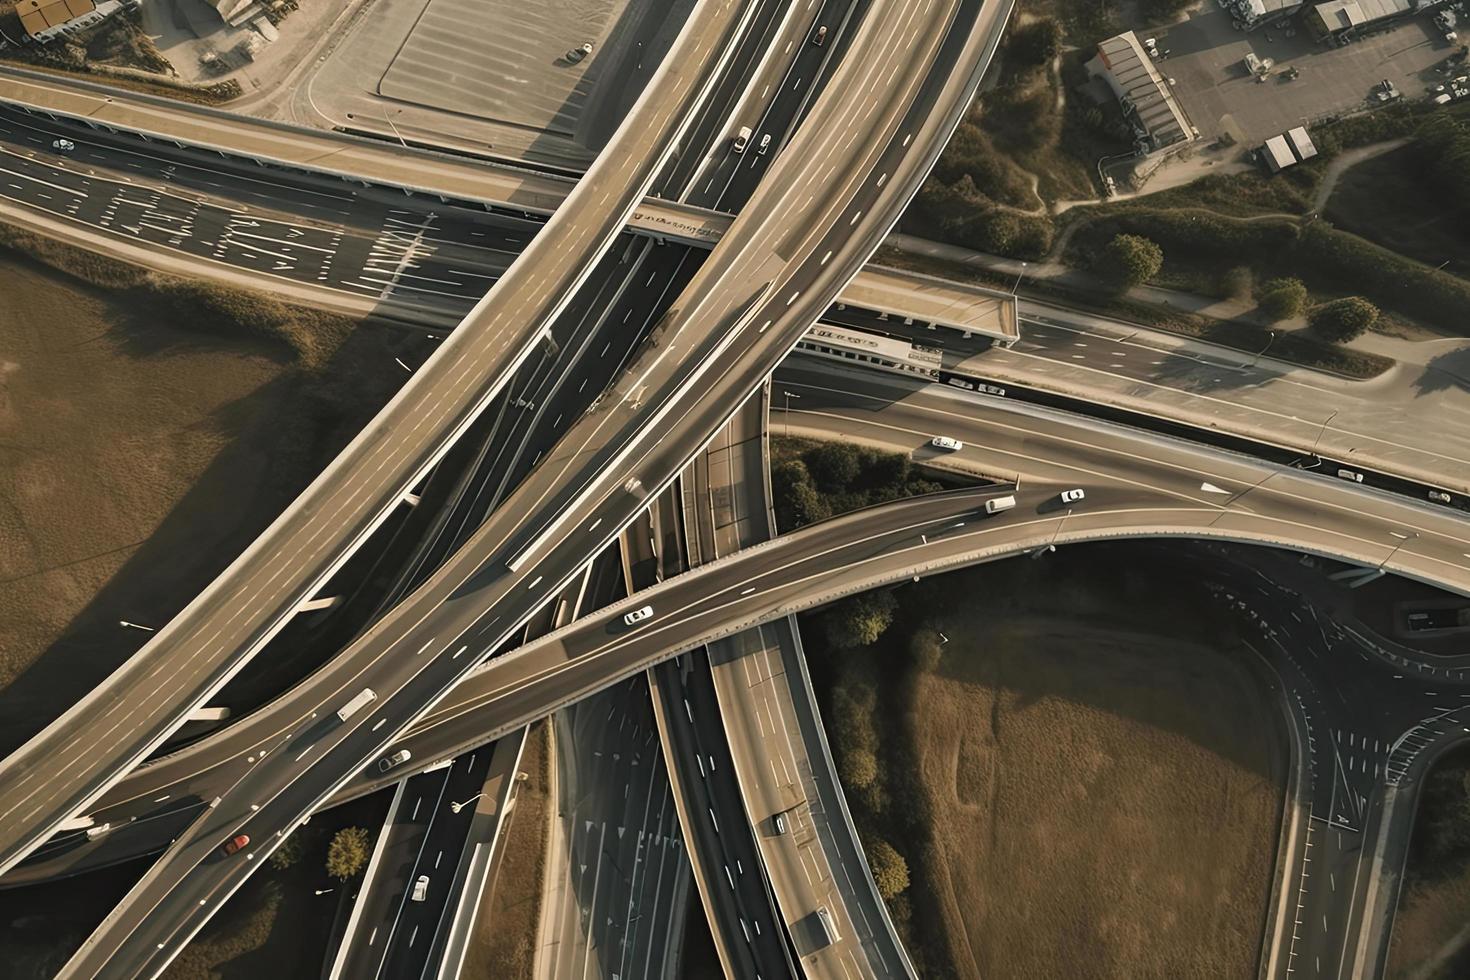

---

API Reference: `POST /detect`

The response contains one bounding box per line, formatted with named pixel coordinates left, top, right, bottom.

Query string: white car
left=1337, top=468, right=1364, bottom=483
left=623, top=605, right=654, bottom=627
left=568, top=42, right=593, bottom=62
left=51, top=138, right=75, bottom=153
left=1060, top=488, right=1086, bottom=504
left=1429, top=490, right=1453, bottom=504
left=378, top=749, right=412, bottom=772
left=931, top=435, right=963, bottom=452
left=411, top=875, right=429, bottom=901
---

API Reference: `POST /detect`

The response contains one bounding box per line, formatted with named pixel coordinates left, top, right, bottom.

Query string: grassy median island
left=464, top=721, right=551, bottom=979
left=1386, top=745, right=1470, bottom=979
left=0, top=232, right=414, bottom=753
left=802, top=545, right=1287, bottom=979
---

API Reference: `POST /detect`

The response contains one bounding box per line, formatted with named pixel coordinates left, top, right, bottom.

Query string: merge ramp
left=55, top=0, right=1009, bottom=970
left=0, top=0, right=760, bottom=882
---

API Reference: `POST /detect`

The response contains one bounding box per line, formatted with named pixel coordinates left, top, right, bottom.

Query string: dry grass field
left=464, top=721, right=551, bottom=979
left=1388, top=869, right=1470, bottom=979
left=909, top=614, right=1284, bottom=979
left=808, top=547, right=1288, bottom=980
left=0, top=245, right=407, bottom=752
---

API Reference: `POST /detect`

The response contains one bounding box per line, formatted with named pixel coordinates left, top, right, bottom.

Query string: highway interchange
left=1, top=0, right=1469, bottom=974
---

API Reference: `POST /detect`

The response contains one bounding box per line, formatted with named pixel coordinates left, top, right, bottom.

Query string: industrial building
left=1085, top=31, right=1198, bottom=156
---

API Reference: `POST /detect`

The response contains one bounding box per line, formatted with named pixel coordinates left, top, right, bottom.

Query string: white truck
left=336, top=688, right=377, bottom=722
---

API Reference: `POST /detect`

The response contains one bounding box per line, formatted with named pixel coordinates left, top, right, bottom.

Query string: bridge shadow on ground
left=0, top=256, right=430, bottom=758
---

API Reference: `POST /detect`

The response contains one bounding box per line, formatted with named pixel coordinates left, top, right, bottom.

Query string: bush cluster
left=772, top=442, right=945, bottom=531
left=1069, top=208, right=1470, bottom=332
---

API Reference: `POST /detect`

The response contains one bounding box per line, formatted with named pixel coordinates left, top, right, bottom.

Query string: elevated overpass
left=12, top=361, right=1470, bottom=892
left=0, top=68, right=1018, bottom=343
left=54, top=0, right=1014, bottom=970
left=0, top=0, right=760, bottom=881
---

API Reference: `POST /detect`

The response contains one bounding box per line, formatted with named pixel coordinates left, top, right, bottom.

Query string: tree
left=908, top=628, right=944, bottom=672
left=866, top=838, right=911, bottom=899
left=824, top=592, right=898, bottom=649
left=806, top=441, right=862, bottom=492
left=1094, top=234, right=1162, bottom=292
left=1008, top=17, right=1063, bottom=67
left=326, top=827, right=371, bottom=880
left=772, top=459, right=830, bottom=529
left=269, top=826, right=311, bottom=871
left=1308, top=296, right=1379, bottom=342
left=839, top=748, right=879, bottom=789
left=1258, top=277, right=1307, bottom=321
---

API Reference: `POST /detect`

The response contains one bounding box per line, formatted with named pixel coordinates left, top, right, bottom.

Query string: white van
left=984, top=495, right=1016, bottom=515
left=412, top=875, right=429, bottom=901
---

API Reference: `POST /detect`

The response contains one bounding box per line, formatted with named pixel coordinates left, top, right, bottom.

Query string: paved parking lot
left=1156, top=8, right=1455, bottom=144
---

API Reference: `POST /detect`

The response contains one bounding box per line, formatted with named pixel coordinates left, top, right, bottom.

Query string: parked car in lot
left=221, top=834, right=250, bottom=857
left=568, top=41, right=593, bottom=62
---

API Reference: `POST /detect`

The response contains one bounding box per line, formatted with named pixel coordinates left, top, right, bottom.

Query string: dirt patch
left=0, top=240, right=409, bottom=752
left=803, top=545, right=1287, bottom=979
left=463, top=720, right=550, bottom=979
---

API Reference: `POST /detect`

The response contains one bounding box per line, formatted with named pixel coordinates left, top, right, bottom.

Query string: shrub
left=825, top=592, right=899, bottom=649
left=1007, top=18, right=1063, bottom=68
left=326, top=827, right=371, bottom=880
left=1258, top=277, right=1308, bottom=320
left=269, top=827, right=310, bottom=871
left=1308, top=296, right=1379, bottom=342
left=807, top=441, right=862, bottom=492
left=866, top=838, right=911, bottom=899
left=1095, top=234, right=1162, bottom=291
left=839, top=748, right=879, bottom=789
left=908, top=628, right=944, bottom=672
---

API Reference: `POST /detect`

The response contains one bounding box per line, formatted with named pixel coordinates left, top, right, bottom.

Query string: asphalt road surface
left=52, top=0, right=1004, bottom=969
left=0, top=0, right=755, bottom=884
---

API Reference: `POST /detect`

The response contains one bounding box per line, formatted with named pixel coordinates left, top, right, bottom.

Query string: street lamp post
left=1378, top=531, right=1418, bottom=572
left=119, top=620, right=155, bottom=632
left=1011, top=261, right=1028, bottom=296
left=382, top=108, right=409, bottom=150
left=781, top=390, right=801, bottom=435
left=1252, top=329, right=1276, bottom=366
left=450, top=793, right=484, bottom=814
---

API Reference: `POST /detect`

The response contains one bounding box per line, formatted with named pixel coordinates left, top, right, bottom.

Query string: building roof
left=1240, top=0, right=1307, bottom=19
left=1309, top=0, right=1412, bottom=30
left=1093, top=31, right=1194, bottom=150
left=1264, top=134, right=1296, bottom=170
left=1287, top=126, right=1318, bottom=160
left=15, top=0, right=95, bottom=35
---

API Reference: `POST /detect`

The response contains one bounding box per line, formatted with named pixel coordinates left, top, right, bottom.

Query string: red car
left=221, top=834, right=250, bottom=856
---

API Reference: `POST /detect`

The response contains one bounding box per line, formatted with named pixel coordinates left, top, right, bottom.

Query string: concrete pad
left=1158, top=8, right=1453, bottom=145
